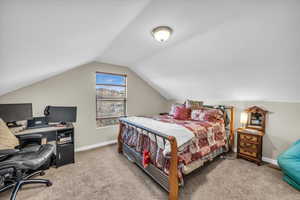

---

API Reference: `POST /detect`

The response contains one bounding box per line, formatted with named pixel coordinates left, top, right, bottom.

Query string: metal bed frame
left=117, top=105, right=235, bottom=200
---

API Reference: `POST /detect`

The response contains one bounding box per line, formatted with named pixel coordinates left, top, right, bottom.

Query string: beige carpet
left=1, top=144, right=299, bottom=200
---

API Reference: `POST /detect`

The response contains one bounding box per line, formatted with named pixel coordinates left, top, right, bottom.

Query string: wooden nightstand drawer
left=240, top=134, right=258, bottom=143
left=240, top=148, right=257, bottom=157
left=240, top=142, right=258, bottom=151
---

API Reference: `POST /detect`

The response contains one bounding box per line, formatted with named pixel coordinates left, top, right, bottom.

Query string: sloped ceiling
left=0, top=0, right=150, bottom=95
left=1, top=0, right=300, bottom=102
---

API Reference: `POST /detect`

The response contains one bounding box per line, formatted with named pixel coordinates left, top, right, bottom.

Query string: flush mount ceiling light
left=151, top=26, right=173, bottom=42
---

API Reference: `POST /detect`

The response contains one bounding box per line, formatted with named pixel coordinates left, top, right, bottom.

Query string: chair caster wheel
left=40, top=171, right=45, bottom=176
left=46, top=181, right=52, bottom=187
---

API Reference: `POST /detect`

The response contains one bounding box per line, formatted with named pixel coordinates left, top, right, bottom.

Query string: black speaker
left=27, top=117, right=48, bottom=128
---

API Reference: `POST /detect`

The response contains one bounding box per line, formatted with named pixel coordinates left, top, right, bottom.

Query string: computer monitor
left=45, top=106, right=77, bottom=124
left=0, top=103, right=33, bottom=126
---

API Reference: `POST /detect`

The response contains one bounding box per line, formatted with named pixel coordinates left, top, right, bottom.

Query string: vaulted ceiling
left=1, top=0, right=300, bottom=102
left=0, top=0, right=150, bottom=95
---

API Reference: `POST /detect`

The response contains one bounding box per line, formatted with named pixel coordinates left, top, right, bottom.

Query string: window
left=96, top=72, right=127, bottom=127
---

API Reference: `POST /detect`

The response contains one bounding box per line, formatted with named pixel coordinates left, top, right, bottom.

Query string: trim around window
left=96, top=72, right=127, bottom=128
left=96, top=71, right=127, bottom=77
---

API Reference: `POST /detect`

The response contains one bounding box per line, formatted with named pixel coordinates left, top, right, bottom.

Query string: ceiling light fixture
left=151, top=26, right=173, bottom=42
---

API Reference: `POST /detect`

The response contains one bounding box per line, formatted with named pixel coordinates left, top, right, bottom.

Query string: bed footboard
left=168, top=136, right=179, bottom=200
left=117, top=106, right=234, bottom=200
left=117, top=121, right=179, bottom=200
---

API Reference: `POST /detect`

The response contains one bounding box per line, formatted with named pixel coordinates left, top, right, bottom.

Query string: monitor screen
left=46, top=106, right=77, bottom=123
left=0, top=103, right=33, bottom=122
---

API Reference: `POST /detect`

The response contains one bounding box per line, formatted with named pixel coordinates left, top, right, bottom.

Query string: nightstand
left=237, top=106, right=268, bottom=165
left=237, top=128, right=264, bottom=165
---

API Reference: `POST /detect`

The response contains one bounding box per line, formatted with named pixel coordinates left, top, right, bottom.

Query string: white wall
left=0, top=62, right=168, bottom=148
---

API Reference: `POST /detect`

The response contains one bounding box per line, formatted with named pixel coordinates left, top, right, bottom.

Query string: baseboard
left=233, top=147, right=278, bottom=166
left=76, top=141, right=278, bottom=166
left=262, top=157, right=278, bottom=166
left=75, top=140, right=117, bottom=152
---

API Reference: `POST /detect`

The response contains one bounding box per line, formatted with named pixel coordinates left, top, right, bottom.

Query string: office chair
left=0, top=134, right=54, bottom=200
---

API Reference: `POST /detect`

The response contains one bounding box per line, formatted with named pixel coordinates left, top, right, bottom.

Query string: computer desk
left=14, top=124, right=75, bottom=168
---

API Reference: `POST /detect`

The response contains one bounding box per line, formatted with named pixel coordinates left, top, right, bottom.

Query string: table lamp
left=240, top=111, right=248, bottom=128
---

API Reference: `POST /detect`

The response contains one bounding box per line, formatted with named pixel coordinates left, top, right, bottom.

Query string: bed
left=117, top=105, right=234, bottom=200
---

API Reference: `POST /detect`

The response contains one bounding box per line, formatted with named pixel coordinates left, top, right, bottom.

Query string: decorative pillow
left=191, top=108, right=223, bottom=122
left=185, top=99, right=203, bottom=110
left=191, top=109, right=205, bottom=121
left=0, top=118, right=19, bottom=150
left=173, top=106, right=190, bottom=120
left=169, top=103, right=183, bottom=116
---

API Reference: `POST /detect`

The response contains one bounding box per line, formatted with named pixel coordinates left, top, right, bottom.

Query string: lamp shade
left=240, top=112, right=248, bottom=125
left=151, top=26, right=173, bottom=42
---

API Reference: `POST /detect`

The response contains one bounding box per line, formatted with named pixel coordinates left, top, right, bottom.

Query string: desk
left=14, top=125, right=75, bottom=168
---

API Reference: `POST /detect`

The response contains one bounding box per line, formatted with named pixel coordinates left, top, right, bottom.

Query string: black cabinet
left=56, top=144, right=74, bottom=167
left=56, top=128, right=75, bottom=167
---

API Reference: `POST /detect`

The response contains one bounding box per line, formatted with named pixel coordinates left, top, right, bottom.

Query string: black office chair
left=0, top=134, right=54, bottom=200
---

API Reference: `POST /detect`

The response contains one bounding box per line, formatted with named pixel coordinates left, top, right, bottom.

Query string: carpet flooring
left=1, top=144, right=299, bottom=200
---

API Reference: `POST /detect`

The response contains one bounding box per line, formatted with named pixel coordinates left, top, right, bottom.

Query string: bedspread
left=120, top=115, right=228, bottom=182
left=152, top=115, right=228, bottom=165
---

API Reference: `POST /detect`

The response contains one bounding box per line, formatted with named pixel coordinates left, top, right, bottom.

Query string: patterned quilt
left=152, top=115, right=228, bottom=165
left=121, top=115, right=228, bottom=183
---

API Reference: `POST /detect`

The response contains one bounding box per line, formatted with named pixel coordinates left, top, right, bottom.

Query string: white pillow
left=169, top=103, right=182, bottom=116
left=191, top=110, right=206, bottom=121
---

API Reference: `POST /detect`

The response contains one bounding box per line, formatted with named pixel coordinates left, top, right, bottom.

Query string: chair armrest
left=0, top=162, right=17, bottom=171
left=17, top=134, right=43, bottom=147
left=0, top=149, right=20, bottom=156
left=18, top=134, right=42, bottom=141
left=0, top=149, right=20, bottom=160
